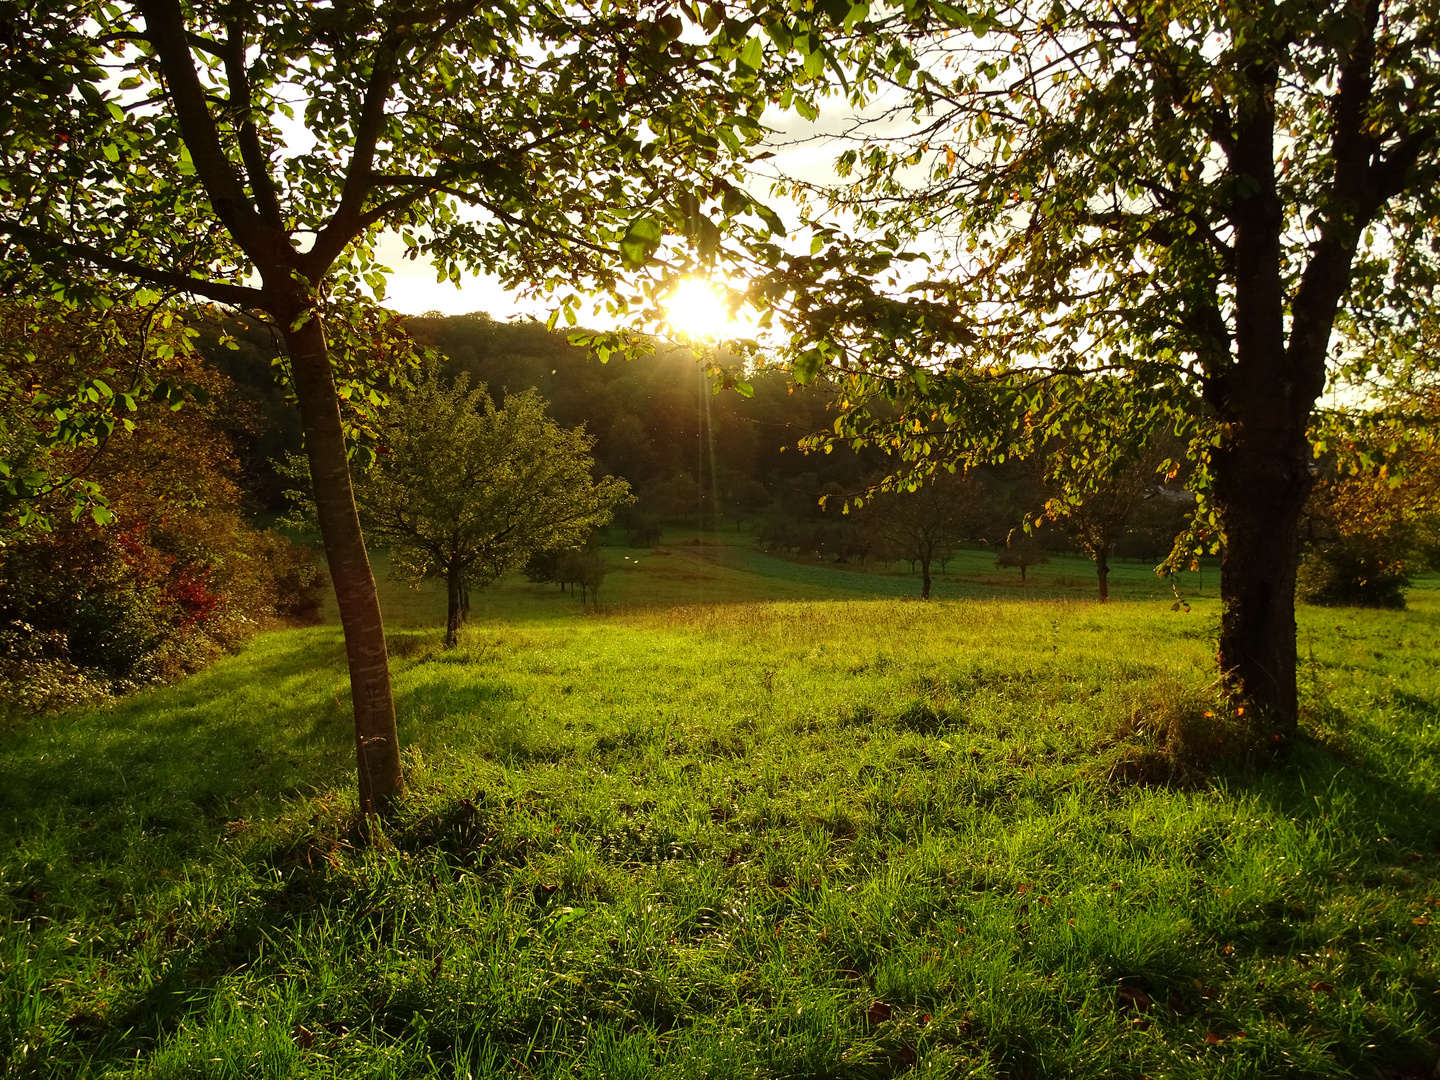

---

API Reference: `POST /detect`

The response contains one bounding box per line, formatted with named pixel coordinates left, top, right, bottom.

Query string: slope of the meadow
left=3, top=544, right=1438, bottom=1078
left=358, top=533, right=1216, bottom=628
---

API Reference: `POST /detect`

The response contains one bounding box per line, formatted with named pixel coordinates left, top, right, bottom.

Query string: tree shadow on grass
left=1127, top=732, right=1440, bottom=1074
left=0, top=627, right=529, bottom=835
left=0, top=629, right=358, bottom=829
left=0, top=625, right=533, bottom=953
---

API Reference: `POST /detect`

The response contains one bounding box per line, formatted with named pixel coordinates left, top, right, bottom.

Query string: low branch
left=1, top=221, right=261, bottom=308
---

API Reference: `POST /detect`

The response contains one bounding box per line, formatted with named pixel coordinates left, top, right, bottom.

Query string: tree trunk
left=445, top=565, right=462, bottom=648
left=282, top=312, right=404, bottom=814
left=920, top=553, right=932, bottom=599
left=1211, top=424, right=1313, bottom=737
left=1096, top=547, right=1109, bottom=602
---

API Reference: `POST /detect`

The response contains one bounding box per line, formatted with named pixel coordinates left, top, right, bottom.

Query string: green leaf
left=618, top=216, right=664, bottom=269
left=738, top=35, right=764, bottom=70
left=795, top=348, right=825, bottom=384
left=930, top=1, right=970, bottom=28
left=753, top=203, right=786, bottom=236
left=763, top=21, right=793, bottom=51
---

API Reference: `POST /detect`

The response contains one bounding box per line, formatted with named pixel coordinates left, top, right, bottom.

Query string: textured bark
left=1212, top=427, right=1313, bottom=734
left=1212, top=57, right=1312, bottom=737
left=282, top=313, right=404, bottom=812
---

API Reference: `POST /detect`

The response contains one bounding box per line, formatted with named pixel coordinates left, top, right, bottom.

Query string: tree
left=1300, top=390, right=1440, bottom=607
left=1042, top=441, right=1177, bottom=601
left=996, top=538, right=1048, bottom=583
left=332, top=368, right=628, bottom=647
left=5, top=1, right=811, bottom=810
left=863, top=470, right=979, bottom=599
left=765, top=0, right=1440, bottom=736
left=573, top=550, right=609, bottom=606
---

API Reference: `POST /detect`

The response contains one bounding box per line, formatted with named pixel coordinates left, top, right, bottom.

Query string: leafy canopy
left=748, top=0, right=1440, bottom=531
left=1, top=0, right=846, bottom=330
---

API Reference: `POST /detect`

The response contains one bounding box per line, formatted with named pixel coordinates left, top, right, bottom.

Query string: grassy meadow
left=3, top=535, right=1439, bottom=1078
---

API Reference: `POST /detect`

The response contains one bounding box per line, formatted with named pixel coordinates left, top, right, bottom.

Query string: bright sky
left=372, top=100, right=873, bottom=331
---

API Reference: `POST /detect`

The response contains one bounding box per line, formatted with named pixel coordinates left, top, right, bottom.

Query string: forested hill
left=205, top=310, right=882, bottom=526
left=201, top=309, right=1194, bottom=562
left=405, top=312, right=878, bottom=521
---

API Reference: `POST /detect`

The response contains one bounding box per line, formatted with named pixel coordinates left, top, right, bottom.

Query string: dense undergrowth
left=2, top=596, right=1438, bottom=1078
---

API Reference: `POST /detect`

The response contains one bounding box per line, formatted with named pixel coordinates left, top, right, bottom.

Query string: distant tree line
left=202, top=310, right=1440, bottom=608
left=196, top=312, right=1201, bottom=575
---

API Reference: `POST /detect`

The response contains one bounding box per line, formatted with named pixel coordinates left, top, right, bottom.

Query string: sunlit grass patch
left=2, top=592, right=1438, bottom=1077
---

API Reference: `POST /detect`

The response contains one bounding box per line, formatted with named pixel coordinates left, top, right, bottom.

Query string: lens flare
left=665, top=278, right=735, bottom=340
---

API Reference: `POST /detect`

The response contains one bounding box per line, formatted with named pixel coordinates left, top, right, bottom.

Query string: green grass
left=3, top=547, right=1439, bottom=1078
left=352, top=529, right=1217, bottom=629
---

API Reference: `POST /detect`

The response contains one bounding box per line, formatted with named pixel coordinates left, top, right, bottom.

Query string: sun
left=665, top=278, right=742, bottom=341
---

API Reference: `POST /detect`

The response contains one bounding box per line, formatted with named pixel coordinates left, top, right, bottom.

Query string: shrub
left=0, top=511, right=327, bottom=711
left=1296, top=538, right=1410, bottom=609
left=0, top=338, right=328, bottom=711
left=0, top=620, right=113, bottom=714
left=254, top=531, right=328, bottom=624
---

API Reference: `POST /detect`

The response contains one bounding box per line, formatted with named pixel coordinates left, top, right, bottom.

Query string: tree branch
left=223, top=17, right=286, bottom=232
left=136, top=0, right=278, bottom=261
left=304, top=51, right=398, bottom=274
left=1, top=221, right=261, bottom=308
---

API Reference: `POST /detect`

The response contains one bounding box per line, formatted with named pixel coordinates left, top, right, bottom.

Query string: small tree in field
left=863, top=470, right=981, bottom=599
left=349, top=369, right=629, bottom=646
left=1043, top=440, right=1179, bottom=601
left=996, top=539, right=1049, bottom=583
left=574, top=551, right=609, bottom=606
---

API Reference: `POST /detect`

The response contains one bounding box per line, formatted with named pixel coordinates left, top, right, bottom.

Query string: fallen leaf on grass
left=1117, top=984, right=1153, bottom=1012
left=292, top=1024, right=315, bottom=1049
left=1309, top=980, right=1335, bottom=995
left=866, top=1001, right=892, bottom=1027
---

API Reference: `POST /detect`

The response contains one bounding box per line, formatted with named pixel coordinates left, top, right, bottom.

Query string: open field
left=3, top=542, right=1439, bottom=1078
left=352, top=530, right=1218, bottom=628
